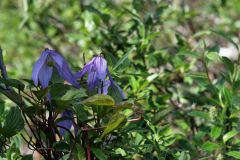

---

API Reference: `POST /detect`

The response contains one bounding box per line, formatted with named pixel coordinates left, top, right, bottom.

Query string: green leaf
left=178, top=50, right=199, bottom=58
left=21, top=155, right=33, bottom=160
left=81, top=94, right=115, bottom=106
left=152, top=107, right=173, bottom=124
left=206, top=52, right=220, bottom=62
left=193, top=30, right=211, bottom=38
left=201, top=141, right=219, bottom=152
left=61, top=88, right=87, bottom=101
left=22, top=79, right=34, bottom=86
left=188, top=110, right=209, bottom=119
left=0, top=99, right=5, bottom=116
left=73, top=105, right=88, bottom=122
left=91, top=147, right=108, bottom=160
left=210, top=126, right=222, bottom=139
left=178, top=151, right=191, bottom=160
left=113, top=48, right=133, bottom=71
left=133, top=0, right=144, bottom=11
left=221, top=57, right=234, bottom=73
left=54, top=100, right=72, bottom=112
left=101, top=113, right=126, bottom=138
left=186, top=72, right=208, bottom=79
left=22, top=106, right=38, bottom=116
left=220, top=87, right=233, bottom=107
left=226, top=151, right=240, bottom=159
left=50, top=83, right=70, bottom=99
left=53, top=141, right=70, bottom=152
left=59, top=154, right=70, bottom=160
left=72, top=144, right=85, bottom=160
left=115, top=101, right=133, bottom=110
left=103, top=51, right=118, bottom=68
left=33, top=88, right=49, bottom=100
left=0, top=88, right=23, bottom=106
left=0, top=107, right=24, bottom=137
left=108, top=82, right=125, bottom=103
left=223, top=130, right=238, bottom=143
left=85, top=5, right=110, bottom=24
left=0, top=78, right=25, bottom=91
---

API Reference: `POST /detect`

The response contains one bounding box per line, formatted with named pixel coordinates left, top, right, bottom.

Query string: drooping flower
left=57, top=110, right=77, bottom=137
left=32, top=49, right=79, bottom=88
left=75, top=55, right=126, bottom=100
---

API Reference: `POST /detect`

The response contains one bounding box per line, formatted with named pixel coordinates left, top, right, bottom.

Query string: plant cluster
left=1, top=0, right=240, bottom=160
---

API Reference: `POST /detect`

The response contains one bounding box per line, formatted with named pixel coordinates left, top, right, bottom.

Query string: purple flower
left=57, top=111, right=74, bottom=137
left=75, top=55, right=126, bottom=100
left=32, top=49, right=79, bottom=88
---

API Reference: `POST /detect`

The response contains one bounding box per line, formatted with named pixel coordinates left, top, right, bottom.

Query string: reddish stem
left=87, top=131, right=91, bottom=160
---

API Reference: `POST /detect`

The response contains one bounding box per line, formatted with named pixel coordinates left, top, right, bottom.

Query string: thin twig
left=86, top=131, right=91, bottom=160
left=20, top=134, right=37, bottom=151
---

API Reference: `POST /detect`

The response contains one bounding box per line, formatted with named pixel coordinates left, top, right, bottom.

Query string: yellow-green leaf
left=101, top=113, right=126, bottom=139
left=223, top=130, right=238, bottom=143
left=226, top=151, right=240, bottom=159
left=81, top=94, right=115, bottom=106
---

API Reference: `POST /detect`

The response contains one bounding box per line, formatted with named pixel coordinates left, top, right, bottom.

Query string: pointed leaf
left=72, top=144, right=85, bottom=160
left=210, top=126, right=222, bottom=139
left=81, top=94, right=115, bottom=106
left=223, top=130, right=238, bottom=143
left=50, top=83, right=70, bottom=99
left=113, top=49, right=132, bottom=71
left=226, top=151, right=240, bottom=159
left=201, top=141, right=219, bottom=152
left=0, top=78, right=24, bottom=91
left=188, top=110, right=209, bottom=119
left=101, top=113, right=126, bottom=138
left=32, top=88, right=49, bottom=100
left=115, top=101, right=133, bottom=110
left=21, top=155, right=33, bottom=160
left=0, top=107, right=24, bottom=137
left=91, top=147, right=108, bottom=160
left=53, top=141, right=70, bottom=152
left=0, top=88, right=23, bottom=106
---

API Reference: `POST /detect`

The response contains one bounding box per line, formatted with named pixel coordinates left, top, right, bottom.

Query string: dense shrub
left=0, top=0, right=240, bottom=159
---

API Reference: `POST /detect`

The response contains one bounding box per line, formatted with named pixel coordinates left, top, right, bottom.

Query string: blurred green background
left=2, top=0, right=240, bottom=78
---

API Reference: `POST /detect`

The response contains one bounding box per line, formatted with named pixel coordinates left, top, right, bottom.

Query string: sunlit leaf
left=223, top=130, right=238, bottom=143
left=226, top=151, right=240, bottom=159
left=201, top=141, right=219, bottom=152
left=81, top=94, right=115, bottom=106
left=210, top=126, right=222, bottom=139
left=101, top=113, right=126, bottom=138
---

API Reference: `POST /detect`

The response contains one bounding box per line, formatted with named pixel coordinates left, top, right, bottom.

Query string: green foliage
left=0, top=107, right=24, bottom=137
left=226, top=151, right=240, bottom=159
left=1, top=0, right=240, bottom=159
left=81, top=94, right=115, bottom=106
left=101, top=113, right=126, bottom=138
left=91, top=147, right=108, bottom=160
